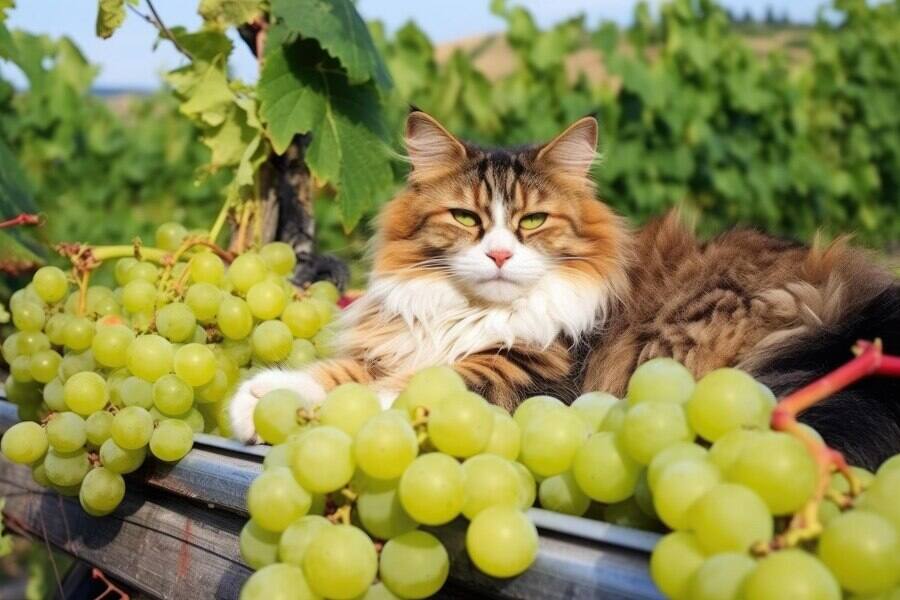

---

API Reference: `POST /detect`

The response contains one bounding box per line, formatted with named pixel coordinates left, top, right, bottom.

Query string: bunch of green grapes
left=240, top=367, right=541, bottom=599
left=0, top=222, right=339, bottom=517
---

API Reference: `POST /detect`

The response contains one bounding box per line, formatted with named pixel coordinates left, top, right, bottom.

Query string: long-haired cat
left=230, top=111, right=900, bottom=469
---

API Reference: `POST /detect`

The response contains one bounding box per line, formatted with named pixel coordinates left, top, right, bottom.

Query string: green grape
left=707, top=429, right=758, bottom=478
left=149, top=419, right=194, bottom=462
left=303, top=524, right=377, bottom=600
left=626, top=357, right=696, bottom=405
left=254, top=390, right=302, bottom=444
left=307, top=280, right=340, bottom=304
left=118, top=376, right=154, bottom=409
left=185, top=282, right=222, bottom=322
left=356, top=478, right=419, bottom=540
left=127, top=335, right=173, bottom=382
left=12, top=301, right=45, bottom=331
left=190, top=253, right=225, bottom=285
left=16, top=399, right=45, bottom=423
left=44, top=314, right=69, bottom=346
left=622, top=401, right=694, bottom=465
left=311, top=327, right=336, bottom=358
left=466, top=506, right=537, bottom=578
left=129, top=310, right=154, bottom=331
left=278, top=515, right=332, bottom=567
left=287, top=339, right=317, bottom=368
left=571, top=392, right=621, bottom=432
left=877, top=454, right=900, bottom=477
left=156, top=302, right=196, bottom=342
left=686, top=553, right=756, bottom=600
left=742, top=550, right=840, bottom=600
left=63, top=316, right=94, bottom=351
left=172, top=407, right=205, bottom=433
left=99, top=439, right=146, bottom=474
left=380, top=531, right=449, bottom=599
left=43, top=378, right=66, bottom=412
left=114, top=258, right=137, bottom=286
left=111, top=406, right=154, bottom=450
left=392, top=366, right=467, bottom=417
left=319, top=383, right=381, bottom=436
left=399, top=453, right=464, bottom=525
left=308, top=297, right=336, bottom=324
left=27, top=350, right=61, bottom=384
left=16, top=331, right=50, bottom=355
left=228, top=253, right=268, bottom=293
left=461, top=454, right=521, bottom=519
left=686, top=368, right=767, bottom=442
left=291, top=427, right=355, bottom=493
left=818, top=510, right=900, bottom=594
left=860, top=469, right=900, bottom=530
left=222, top=338, right=252, bottom=367
left=251, top=320, right=294, bottom=363
left=1, top=421, right=48, bottom=464
left=239, top=563, right=317, bottom=600
left=647, top=441, right=708, bottom=490
left=353, top=412, right=418, bottom=480
left=196, top=370, right=230, bottom=403
left=239, top=519, right=281, bottom=570
left=172, top=343, right=217, bottom=387
left=10, top=355, right=33, bottom=382
left=259, top=242, right=297, bottom=276
left=155, top=221, right=188, bottom=250
left=91, top=324, right=134, bottom=368
left=263, top=441, right=298, bottom=471
left=32, top=462, right=51, bottom=487
left=32, top=266, right=69, bottom=303
left=247, top=466, right=312, bottom=532
left=519, top=407, right=587, bottom=477
left=512, top=460, right=537, bottom=509
left=85, top=411, right=114, bottom=447
left=6, top=376, right=42, bottom=405
left=650, top=531, right=706, bottom=600
left=688, top=483, right=773, bottom=553
left=512, top=395, right=565, bottom=431
left=218, top=296, right=254, bottom=340
left=538, top=471, right=590, bottom=516
left=1, top=333, right=20, bottom=362
left=152, top=374, right=194, bottom=416
left=281, top=301, right=322, bottom=339
left=483, top=409, right=520, bottom=460
left=128, top=262, right=159, bottom=284
left=46, top=411, right=87, bottom=453
left=635, top=471, right=658, bottom=519
left=603, top=497, right=660, bottom=530
left=572, top=431, right=640, bottom=503
left=247, top=281, right=288, bottom=320
left=653, top=458, right=721, bottom=530
left=122, top=279, right=157, bottom=313
left=63, top=371, right=108, bottom=415
left=85, top=286, right=117, bottom=316
left=427, top=391, right=493, bottom=458
left=44, top=448, right=90, bottom=487
left=730, top=431, right=817, bottom=515
left=359, top=583, right=401, bottom=600
left=79, top=467, right=126, bottom=516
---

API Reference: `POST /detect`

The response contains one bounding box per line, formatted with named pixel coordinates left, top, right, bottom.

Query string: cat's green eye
left=451, top=209, right=480, bottom=227
left=519, top=213, right=548, bottom=230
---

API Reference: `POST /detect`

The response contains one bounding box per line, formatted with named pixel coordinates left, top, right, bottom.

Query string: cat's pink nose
left=486, top=249, right=513, bottom=268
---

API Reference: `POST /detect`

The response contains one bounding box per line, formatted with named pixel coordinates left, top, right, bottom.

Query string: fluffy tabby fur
left=231, top=111, right=900, bottom=469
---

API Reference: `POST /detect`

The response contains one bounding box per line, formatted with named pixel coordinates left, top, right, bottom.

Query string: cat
left=230, top=110, right=900, bottom=470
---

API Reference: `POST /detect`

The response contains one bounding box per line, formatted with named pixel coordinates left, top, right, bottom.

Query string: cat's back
left=582, top=212, right=893, bottom=394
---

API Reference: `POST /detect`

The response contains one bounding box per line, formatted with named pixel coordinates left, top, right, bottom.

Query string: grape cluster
left=0, top=222, right=338, bottom=517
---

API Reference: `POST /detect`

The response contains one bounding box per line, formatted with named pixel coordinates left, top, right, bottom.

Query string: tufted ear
left=536, top=116, right=599, bottom=177
left=405, top=111, right=467, bottom=182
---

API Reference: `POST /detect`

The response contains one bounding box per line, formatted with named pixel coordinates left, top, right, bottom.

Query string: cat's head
left=373, top=111, right=629, bottom=307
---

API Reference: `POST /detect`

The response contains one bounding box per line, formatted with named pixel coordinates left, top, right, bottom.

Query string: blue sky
left=2, top=1, right=826, bottom=89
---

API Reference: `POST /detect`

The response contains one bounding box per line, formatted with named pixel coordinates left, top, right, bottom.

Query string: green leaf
left=259, top=34, right=393, bottom=229
left=199, top=0, right=262, bottom=27
left=271, top=0, right=392, bottom=90
left=167, top=27, right=232, bottom=64
left=0, top=0, right=14, bottom=24
left=96, top=0, right=126, bottom=39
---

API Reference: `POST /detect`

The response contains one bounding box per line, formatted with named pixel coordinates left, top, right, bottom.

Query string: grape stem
left=91, top=567, right=130, bottom=600
left=327, top=504, right=352, bottom=526
left=0, top=213, right=41, bottom=229
left=760, top=339, right=900, bottom=553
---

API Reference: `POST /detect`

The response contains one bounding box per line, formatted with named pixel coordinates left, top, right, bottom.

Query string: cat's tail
left=751, top=283, right=900, bottom=471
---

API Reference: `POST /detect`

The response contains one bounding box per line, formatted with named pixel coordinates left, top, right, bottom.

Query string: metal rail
left=0, top=400, right=662, bottom=599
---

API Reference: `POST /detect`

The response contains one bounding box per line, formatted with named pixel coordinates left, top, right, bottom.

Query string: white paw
left=228, top=369, right=327, bottom=443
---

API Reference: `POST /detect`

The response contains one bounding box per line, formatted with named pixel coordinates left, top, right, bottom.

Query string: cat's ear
left=537, top=116, right=598, bottom=177
left=405, top=111, right=467, bottom=181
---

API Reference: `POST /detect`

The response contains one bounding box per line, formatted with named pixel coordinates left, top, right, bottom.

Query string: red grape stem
left=91, top=567, right=130, bottom=600
left=762, top=339, right=899, bottom=552
left=0, top=213, right=41, bottom=229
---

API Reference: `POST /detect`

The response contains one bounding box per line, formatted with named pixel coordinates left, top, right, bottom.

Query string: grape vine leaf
left=0, top=0, right=14, bottom=24
left=258, top=33, right=394, bottom=229
left=96, top=0, right=126, bottom=39
left=271, top=0, right=391, bottom=90
left=199, top=0, right=262, bottom=28
left=0, top=139, right=43, bottom=273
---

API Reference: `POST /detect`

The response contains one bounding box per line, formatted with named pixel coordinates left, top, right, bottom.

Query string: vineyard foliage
left=0, top=0, right=898, bottom=286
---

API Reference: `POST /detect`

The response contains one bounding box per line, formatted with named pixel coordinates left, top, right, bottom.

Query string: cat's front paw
left=228, top=369, right=327, bottom=443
